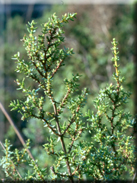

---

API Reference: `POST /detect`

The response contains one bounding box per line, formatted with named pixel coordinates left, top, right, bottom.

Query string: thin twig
left=0, top=102, right=34, bottom=161
left=62, top=106, right=80, bottom=136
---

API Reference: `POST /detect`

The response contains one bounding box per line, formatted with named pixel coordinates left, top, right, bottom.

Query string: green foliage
left=84, top=39, right=135, bottom=179
left=0, top=13, right=135, bottom=182
left=3, top=5, right=134, bottom=146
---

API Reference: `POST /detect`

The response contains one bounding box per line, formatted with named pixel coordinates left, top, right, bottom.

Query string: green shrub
left=0, top=13, right=135, bottom=182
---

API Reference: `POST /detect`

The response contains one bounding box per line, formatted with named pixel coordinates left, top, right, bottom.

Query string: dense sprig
left=0, top=14, right=135, bottom=183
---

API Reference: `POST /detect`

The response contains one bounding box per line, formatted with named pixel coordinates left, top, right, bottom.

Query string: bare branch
left=0, top=103, right=34, bottom=161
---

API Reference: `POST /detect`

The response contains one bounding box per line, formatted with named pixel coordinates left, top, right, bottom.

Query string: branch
left=51, top=59, right=64, bottom=78
left=29, top=74, right=46, bottom=90
left=52, top=100, right=73, bottom=181
left=0, top=103, right=34, bottom=161
left=68, top=125, right=83, bottom=154
left=31, top=60, right=45, bottom=78
left=30, top=113, right=60, bottom=137
left=62, top=106, right=80, bottom=136
left=57, top=88, right=71, bottom=113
